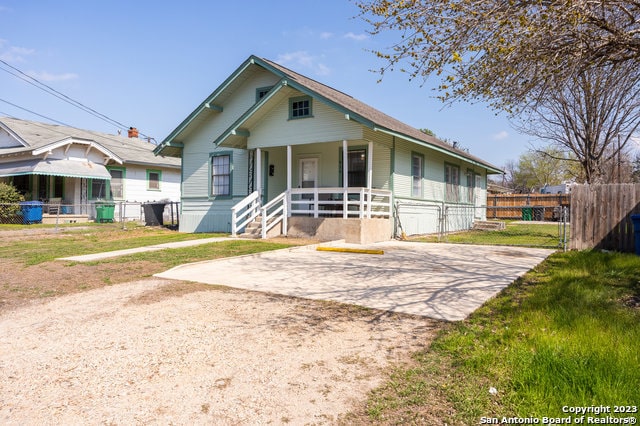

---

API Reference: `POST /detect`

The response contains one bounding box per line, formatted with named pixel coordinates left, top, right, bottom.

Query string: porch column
left=256, top=147, right=262, bottom=199
left=286, top=145, right=292, bottom=218
left=342, top=139, right=348, bottom=188
left=286, top=145, right=292, bottom=192
left=367, top=141, right=373, bottom=189
left=367, top=140, right=373, bottom=218
left=342, top=139, right=348, bottom=218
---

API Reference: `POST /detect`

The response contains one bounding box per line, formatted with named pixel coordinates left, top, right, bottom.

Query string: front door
left=299, top=158, right=317, bottom=205
left=299, top=158, right=317, bottom=190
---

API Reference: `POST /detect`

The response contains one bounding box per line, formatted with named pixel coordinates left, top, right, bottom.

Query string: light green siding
left=248, top=95, right=363, bottom=149
left=179, top=68, right=280, bottom=232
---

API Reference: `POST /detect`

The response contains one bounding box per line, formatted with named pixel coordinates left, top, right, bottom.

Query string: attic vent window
left=256, top=86, right=273, bottom=102
left=289, top=96, right=312, bottom=119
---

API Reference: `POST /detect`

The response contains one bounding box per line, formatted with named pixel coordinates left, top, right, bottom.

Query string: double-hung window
left=412, top=153, right=424, bottom=197
left=466, top=169, right=475, bottom=203
left=445, top=163, right=460, bottom=202
left=109, top=168, right=124, bottom=199
left=211, top=153, right=231, bottom=197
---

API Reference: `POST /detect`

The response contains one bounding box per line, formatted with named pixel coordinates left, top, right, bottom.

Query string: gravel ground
left=0, top=278, right=438, bottom=425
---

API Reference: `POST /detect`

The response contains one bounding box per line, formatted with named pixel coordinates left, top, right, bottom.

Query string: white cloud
left=344, top=32, right=368, bottom=41
left=320, top=32, right=333, bottom=40
left=0, top=44, right=35, bottom=63
left=492, top=130, right=509, bottom=141
left=276, top=51, right=331, bottom=76
left=27, top=71, right=78, bottom=82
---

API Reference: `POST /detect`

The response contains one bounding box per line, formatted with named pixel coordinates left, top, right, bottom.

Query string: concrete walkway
left=155, top=241, right=555, bottom=321
left=58, top=237, right=234, bottom=262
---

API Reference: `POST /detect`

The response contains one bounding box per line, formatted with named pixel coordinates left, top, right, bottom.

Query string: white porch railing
left=289, top=187, right=392, bottom=219
left=260, top=191, right=288, bottom=239
left=230, top=190, right=261, bottom=237
left=231, top=188, right=392, bottom=238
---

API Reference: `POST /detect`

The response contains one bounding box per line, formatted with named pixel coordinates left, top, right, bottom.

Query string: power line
left=0, top=98, right=72, bottom=127
left=0, top=58, right=153, bottom=139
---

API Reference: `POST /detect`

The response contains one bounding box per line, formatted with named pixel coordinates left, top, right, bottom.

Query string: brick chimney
left=128, top=127, right=139, bottom=138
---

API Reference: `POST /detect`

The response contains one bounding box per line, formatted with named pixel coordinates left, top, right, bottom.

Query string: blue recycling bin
left=631, top=214, right=640, bottom=255
left=20, top=201, right=43, bottom=224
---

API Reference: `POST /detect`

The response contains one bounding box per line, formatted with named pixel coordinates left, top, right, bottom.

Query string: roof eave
left=157, top=55, right=261, bottom=151
left=374, top=126, right=504, bottom=174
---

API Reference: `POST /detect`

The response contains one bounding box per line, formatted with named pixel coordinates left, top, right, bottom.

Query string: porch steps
left=472, top=220, right=506, bottom=231
left=239, top=217, right=263, bottom=239
left=238, top=215, right=283, bottom=239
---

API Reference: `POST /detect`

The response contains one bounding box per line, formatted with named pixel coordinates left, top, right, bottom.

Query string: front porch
left=231, top=186, right=392, bottom=243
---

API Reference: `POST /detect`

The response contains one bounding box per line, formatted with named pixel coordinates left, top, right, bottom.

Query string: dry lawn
left=0, top=227, right=451, bottom=424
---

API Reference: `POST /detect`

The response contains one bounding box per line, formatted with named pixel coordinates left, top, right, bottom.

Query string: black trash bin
left=533, top=206, right=544, bottom=221
left=142, top=202, right=166, bottom=226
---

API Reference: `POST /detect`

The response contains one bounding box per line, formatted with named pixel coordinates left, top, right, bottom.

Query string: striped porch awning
left=0, top=158, right=111, bottom=179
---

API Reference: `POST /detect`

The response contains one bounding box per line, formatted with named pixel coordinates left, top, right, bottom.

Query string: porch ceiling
left=0, top=158, right=112, bottom=179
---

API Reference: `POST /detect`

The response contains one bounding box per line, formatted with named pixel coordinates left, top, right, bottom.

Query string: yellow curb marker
left=316, top=247, right=384, bottom=255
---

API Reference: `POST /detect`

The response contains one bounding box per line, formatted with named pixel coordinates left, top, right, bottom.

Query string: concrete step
left=239, top=215, right=284, bottom=239
left=473, top=221, right=506, bottom=231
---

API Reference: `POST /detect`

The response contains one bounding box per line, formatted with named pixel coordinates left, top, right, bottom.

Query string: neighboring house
left=154, top=55, right=502, bottom=241
left=0, top=117, right=180, bottom=220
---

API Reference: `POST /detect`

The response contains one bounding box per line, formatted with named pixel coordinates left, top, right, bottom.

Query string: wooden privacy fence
left=487, top=194, right=570, bottom=221
left=570, top=184, right=640, bottom=252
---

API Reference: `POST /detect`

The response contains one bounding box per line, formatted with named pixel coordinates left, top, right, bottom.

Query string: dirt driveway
left=0, top=278, right=438, bottom=425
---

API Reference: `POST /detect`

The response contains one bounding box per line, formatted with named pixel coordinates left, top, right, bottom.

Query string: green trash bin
left=522, top=207, right=533, bottom=221
left=95, top=202, right=115, bottom=223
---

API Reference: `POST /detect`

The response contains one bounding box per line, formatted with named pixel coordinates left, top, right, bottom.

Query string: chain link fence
left=0, top=201, right=180, bottom=229
left=398, top=203, right=570, bottom=250
left=443, top=205, right=569, bottom=250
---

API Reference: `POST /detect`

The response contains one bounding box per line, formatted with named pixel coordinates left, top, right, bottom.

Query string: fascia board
left=213, top=79, right=288, bottom=147
left=374, top=126, right=504, bottom=174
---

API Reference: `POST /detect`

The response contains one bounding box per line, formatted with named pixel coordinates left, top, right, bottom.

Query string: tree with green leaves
left=505, top=147, right=579, bottom=193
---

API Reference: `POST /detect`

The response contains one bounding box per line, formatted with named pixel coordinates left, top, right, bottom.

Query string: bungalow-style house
left=0, top=117, right=180, bottom=221
left=154, top=55, right=502, bottom=242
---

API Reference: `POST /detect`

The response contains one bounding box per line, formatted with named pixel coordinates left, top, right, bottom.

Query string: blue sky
left=0, top=0, right=537, bottom=168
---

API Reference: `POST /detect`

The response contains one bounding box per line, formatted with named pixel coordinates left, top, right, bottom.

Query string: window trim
left=288, top=95, right=313, bottom=120
left=411, top=152, right=424, bottom=198
left=209, top=151, right=233, bottom=199
left=146, top=169, right=162, bottom=191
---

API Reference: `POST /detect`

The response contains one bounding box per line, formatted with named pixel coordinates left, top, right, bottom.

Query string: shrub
left=0, top=182, right=24, bottom=204
left=0, top=182, right=24, bottom=219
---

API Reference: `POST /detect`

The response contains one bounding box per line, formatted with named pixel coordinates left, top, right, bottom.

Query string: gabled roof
left=155, top=55, right=502, bottom=173
left=0, top=117, right=180, bottom=169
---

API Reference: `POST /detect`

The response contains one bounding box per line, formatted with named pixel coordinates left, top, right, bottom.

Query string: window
left=445, top=163, right=460, bottom=202
left=211, top=153, right=232, bottom=197
left=90, top=179, right=108, bottom=199
left=348, top=149, right=367, bottom=187
left=256, top=86, right=273, bottom=102
left=147, top=169, right=161, bottom=191
left=289, top=96, right=312, bottom=119
left=412, top=153, right=424, bottom=197
left=109, top=168, right=125, bottom=199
